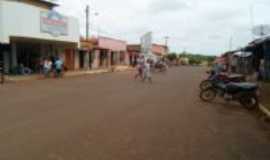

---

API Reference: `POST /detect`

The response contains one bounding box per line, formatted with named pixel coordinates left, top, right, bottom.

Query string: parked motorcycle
left=200, top=81, right=259, bottom=110
left=200, top=70, right=246, bottom=90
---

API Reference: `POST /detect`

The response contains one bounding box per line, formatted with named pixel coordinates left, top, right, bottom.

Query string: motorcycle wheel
left=239, top=94, right=258, bottom=110
left=200, top=80, right=213, bottom=90
left=200, top=88, right=217, bottom=102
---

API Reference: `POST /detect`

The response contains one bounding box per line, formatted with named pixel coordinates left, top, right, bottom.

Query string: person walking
left=143, top=59, right=152, bottom=83
left=134, top=55, right=145, bottom=80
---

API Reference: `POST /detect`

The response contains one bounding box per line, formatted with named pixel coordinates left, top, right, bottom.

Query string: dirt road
left=0, top=67, right=269, bottom=160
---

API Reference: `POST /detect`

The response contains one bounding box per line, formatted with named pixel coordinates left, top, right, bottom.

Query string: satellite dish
left=252, top=24, right=270, bottom=37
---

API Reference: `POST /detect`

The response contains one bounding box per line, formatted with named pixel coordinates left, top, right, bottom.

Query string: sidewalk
left=4, top=66, right=134, bottom=83
left=233, top=74, right=270, bottom=118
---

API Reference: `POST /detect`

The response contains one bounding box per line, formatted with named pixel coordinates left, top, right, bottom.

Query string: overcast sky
left=56, top=0, right=270, bottom=55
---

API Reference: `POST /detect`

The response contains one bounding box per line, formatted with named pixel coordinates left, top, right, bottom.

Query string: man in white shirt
left=43, top=58, right=52, bottom=77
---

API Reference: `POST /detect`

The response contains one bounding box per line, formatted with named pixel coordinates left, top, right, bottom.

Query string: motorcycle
left=200, top=70, right=246, bottom=90
left=153, top=61, right=168, bottom=73
left=200, top=81, right=259, bottom=110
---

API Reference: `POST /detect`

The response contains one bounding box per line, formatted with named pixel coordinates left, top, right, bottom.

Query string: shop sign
left=40, top=10, right=68, bottom=37
left=141, top=32, right=152, bottom=55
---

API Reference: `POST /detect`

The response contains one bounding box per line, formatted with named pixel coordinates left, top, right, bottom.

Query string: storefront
left=151, top=44, right=169, bottom=59
left=0, top=0, right=80, bottom=74
left=243, top=37, right=270, bottom=80
left=127, top=43, right=169, bottom=66
left=79, top=38, right=95, bottom=70
left=127, top=44, right=141, bottom=66
left=90, top=37, right=129, bottom=69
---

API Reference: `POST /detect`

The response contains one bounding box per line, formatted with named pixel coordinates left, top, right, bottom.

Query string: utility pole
left=164, top=36, right=170, bottom=54
left=86, top=5, right=90, bottom=39
left=260, top=25, right=265, bottom=37
left=229, top=36, right=233, bottom=50
left=164, top=36, right=169, bottom=46
left=249, top=4, right=255, bottom=40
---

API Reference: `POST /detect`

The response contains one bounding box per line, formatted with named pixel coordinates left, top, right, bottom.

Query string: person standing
left=55, top=57, right=63, bottom=78
left=43, top=58, right=52, bottom=78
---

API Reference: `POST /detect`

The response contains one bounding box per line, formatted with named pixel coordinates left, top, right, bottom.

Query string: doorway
left=16, top=42, right=41, bottom=73
left=111, top=52, right=115, bottom=66
left=89, top=51, right=93, bottom=69
left=79, top=51, right=85, bottom=69
left=65, top=49, right=75, bottom=71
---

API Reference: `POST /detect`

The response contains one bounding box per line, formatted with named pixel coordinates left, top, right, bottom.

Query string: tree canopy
left=165, top=52, right=216, bottom=65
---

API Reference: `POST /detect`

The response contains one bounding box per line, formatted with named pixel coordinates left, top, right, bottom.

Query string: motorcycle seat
left=227, top=74, right=246, bottom=82
left=226, top=82, right=258, bottom=92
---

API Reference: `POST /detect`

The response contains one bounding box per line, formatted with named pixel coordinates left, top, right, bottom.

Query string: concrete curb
left=259, top=104, right=270, bottom=118
left=5, top=67, right=134, bottom=83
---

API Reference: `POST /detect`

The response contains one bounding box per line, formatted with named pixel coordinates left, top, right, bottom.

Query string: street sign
left=141, top=32, right=153, bottom=56
left=252, top=24, right=270, bottom=37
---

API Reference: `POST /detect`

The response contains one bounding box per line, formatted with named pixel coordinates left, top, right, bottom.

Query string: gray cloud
left=56, top=0, right=270, bottom=55
left=205, top=9, right=244, bottom=23
left=148, top=0, right=190, bottom=14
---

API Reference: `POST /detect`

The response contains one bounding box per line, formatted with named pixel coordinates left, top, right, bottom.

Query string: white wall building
left=0, top=0, right=80, bottom=73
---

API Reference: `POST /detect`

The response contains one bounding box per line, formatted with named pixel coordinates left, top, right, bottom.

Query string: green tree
left=166, top=53, right=178, bottom=61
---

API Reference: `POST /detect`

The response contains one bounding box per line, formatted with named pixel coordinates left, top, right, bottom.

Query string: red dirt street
left=0, top=67, right=269, bottom=160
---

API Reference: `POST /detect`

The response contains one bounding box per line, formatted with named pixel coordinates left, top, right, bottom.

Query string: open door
left=65, top=49, right=75, bottom=71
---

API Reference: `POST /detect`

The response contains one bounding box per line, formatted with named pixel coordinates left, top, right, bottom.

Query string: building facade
left=0, top=0, right=80, bottom=74
left=79, top=36, right=129, bottom=70
left=127, top=43, right=168, bottom=66
left=151, top=44, right=169, bottom=58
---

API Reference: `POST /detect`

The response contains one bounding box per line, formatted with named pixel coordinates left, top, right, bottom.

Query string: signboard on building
left=98, top=37, right=127, bottom=51
left=40, top=10, right=68, bottom=37
left=141, top=32, right=152, bottom=56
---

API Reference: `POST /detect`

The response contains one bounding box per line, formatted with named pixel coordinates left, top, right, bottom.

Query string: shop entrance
left=9, top=37, right=77, bottom=74
left=89, top=51, right=94, bottom=69
left=16, top=42, right=42, bottom=73
left=99, top=50, right=108, bottom=68
left=111, top=52, right=115, bottom=66
left=64, top=49, right=75, bottom=71
left=79, top=50, right=94, bottom=69
left=79, top=51, right=85, bottom=69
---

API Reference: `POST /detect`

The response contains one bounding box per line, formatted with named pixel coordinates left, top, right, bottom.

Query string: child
left=143, top=59, right=152, bottom=83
